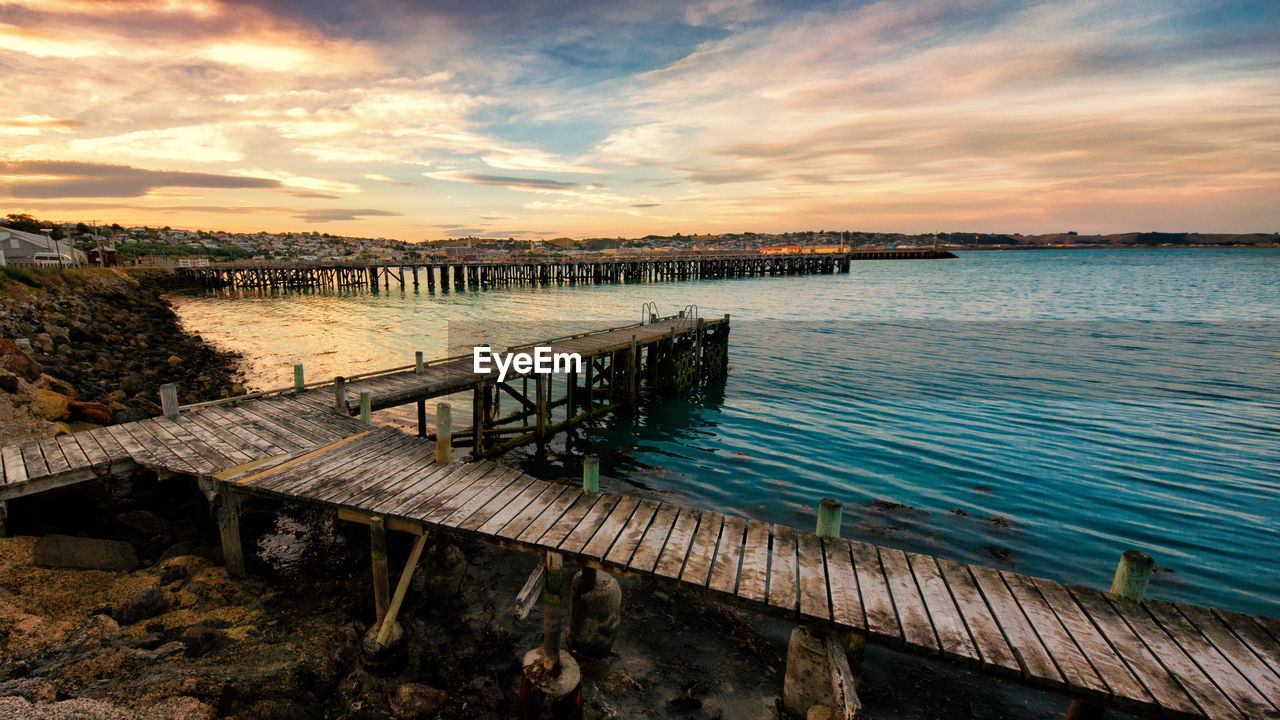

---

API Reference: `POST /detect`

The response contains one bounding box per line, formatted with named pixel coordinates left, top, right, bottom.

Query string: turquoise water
left=170, top=249, right=1280, bottom=615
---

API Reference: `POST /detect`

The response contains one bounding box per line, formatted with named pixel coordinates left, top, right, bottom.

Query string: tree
left=3, top=213, right=41, bottom=233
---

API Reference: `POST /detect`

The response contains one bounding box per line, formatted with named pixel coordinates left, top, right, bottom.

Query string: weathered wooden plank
left=246, top=398, right=343, bottom=443
left=1026, top=576, right=1151, bottom=704
left=555, top=493, right=622, bottom=553
left=51, top=435, right=90, bottom=471
left=440, top=466, right=526, bottom=528
left=1103, top=594, right=1245, bottom=720
left=767, top=524, right=799, bottom=613
left=86, top=426, right=131, bottom=462
left=849, top=541, right=900, bottom=641
left=495, top=483, right=568, bottom=540
left=221, top=405, right=313, bottom=451
left=1, top=446, right=27, bottom=486
left=407, top=461, right=500, bottom=521
left=1145, top=599, right=1275, bottom=718
left=271, top=429, right=409, bottom=497
left=1213, top=608, right=1280, bottom=679
left=529, top=492, right=598, bottom=548
left=19, top=441, right=50, bottom=479
left=38, top=438, right=71, bottom=476
left=1176, top=603, right=1280, bottom=711
left=935, top=559, right=1020, bottom=677
left=154, top=415, right=237, bottom=471
left=1068, top=586, right=1198, bottom=714
left=459, top=473, right=539, bottom=532
left=880, top=547, right=938, bottom=654
left=654, top=507, right=702, bottom=580
left=177, top=415, right=256, bottom=465
left=104, top=423, right=157, bottom=468
left=201, top=406, right=296, bottom=454
left=679, top=511, right=724, bottom=587
left=1252, top=615, right=1280, bottom=645
left=579, top=495, right=642, bottom=560
left=734, top=520, right=771, bottom=603
left=599, top=491, right=660, bottom=566
left=822, top=538, right=864, bottom=630
left=67, top=432, right=107, bottom=469
left=332, top=440, right=443, bottom=509
left=708, top=515, right=747, bottom=596
left=514, top=486, right=582, bottom=545
left=1000, top=570, right=1108, bottom=695
left=791, top=530, right=827, bottom=622
left=907, top=553, right=979, bottom=664
left=969, top=565, right=1060, bottom=684
left=125, top=420, right=203, bottom=475
left=628, top=503, right=681, bottom=574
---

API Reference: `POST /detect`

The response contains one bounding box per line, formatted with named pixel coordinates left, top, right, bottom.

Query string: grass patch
left=0, top=265, right=42, bottom=288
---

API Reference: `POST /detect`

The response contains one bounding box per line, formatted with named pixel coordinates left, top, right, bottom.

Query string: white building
left=0, top=226, right=87, bottom=267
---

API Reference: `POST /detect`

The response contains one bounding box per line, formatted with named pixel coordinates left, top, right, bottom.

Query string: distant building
left=0, top=226, right=87, bottom=267
left=761, top=245, right=802, bottom=255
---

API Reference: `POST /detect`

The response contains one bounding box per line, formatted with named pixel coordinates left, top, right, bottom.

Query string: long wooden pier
left=1, top=320, right=1276, bottom=720
left=177, top=249, right=955, bottom=291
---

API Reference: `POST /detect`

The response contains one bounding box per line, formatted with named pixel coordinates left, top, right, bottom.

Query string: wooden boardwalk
left=2, top=333, right=1277, bottom=719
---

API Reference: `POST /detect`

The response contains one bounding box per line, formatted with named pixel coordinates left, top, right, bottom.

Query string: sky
left=1, top=0, right=1277, bottom=240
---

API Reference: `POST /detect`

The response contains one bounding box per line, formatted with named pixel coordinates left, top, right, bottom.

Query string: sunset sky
left=1, top=0, right=1277, bottom=240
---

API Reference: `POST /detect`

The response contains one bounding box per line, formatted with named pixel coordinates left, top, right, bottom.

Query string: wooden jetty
left=2, top=318, right=1276, bottom=720
left=177, top=249, right=956, bottom=291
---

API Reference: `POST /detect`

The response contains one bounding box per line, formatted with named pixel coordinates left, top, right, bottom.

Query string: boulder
left=111, top=407, right=149, bottom=425
left=33, top=332, right=54, bottom=352
left=52, top=422, right=73, bottom=437
left=37, top=374, right=78, bottom=398
left=179, top=625, right=225, bottom=657
left=114, top=587, right=167, bottom=625
left=0, top=372, right=18, bottom=393
left=32, top=535, right=139, bottom=571
left=2, top=345, right=42, bottom=381
left=120, top=373, right=146, bottom=395
left=166, top=354, right=183, bottom=367
left=389, top=683, right=448, bottom=719
left=69, top=400, right=112, bottom=425
left=31, top=387, right=70, bottom=421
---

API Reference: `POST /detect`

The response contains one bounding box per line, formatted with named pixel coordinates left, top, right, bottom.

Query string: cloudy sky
left=1, top=0, right=1277, bottom=239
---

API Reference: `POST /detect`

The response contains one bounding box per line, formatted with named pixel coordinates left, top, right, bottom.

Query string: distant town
left=1, top=212, right=1275, bottom=268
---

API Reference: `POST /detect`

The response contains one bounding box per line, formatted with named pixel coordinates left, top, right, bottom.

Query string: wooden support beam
left=333, top=376, right=347, bottom=412
left=436, top=402, right=452, bottom=464
left=417, top=399, right=427, bottom=438
left=472, top=381, right=488, bottom=458
left=534, top=374, right=548, bottom=453
left=216, top=488, right=245, bottom=578
left=370, top=516, right=390, bottom=624
left=543, top=551, right=564, bottom=669
left=827, top=634, right=862, bottom=719
left=376, top=531, right=429, bottom=646
left=336, top=508, right=424, bottom=535
left=516, top=563, right=546, bottom=620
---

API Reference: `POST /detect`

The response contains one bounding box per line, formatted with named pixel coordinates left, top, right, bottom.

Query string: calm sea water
left=170, top=249, right=1280, bottom=615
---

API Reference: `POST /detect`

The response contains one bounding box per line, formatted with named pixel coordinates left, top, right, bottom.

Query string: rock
left=3, top=346, right=43, bottom=381
left=389, top=683, right=448, bottom=719
left=0, top=696, right=138, bottom=720
left=32, top=534, right=140, bottom=571
left=52, top=422, right=73, bottom=437
left=0, top=371, right=18, bottom=393
left=36, top=374, right=78, bottom=398
left=94, top=355, right=116, bottom=373
left=43, top=323, right=70, bottom=344
left=166, top=354, right=183, bottom=367
left=33, top=332, right=54, bottom=352
left=105, top=389, right=126, bottom=403
left=69, top=400, right=112, bottom=424
left=31, top=387, right=70, bottom=421
left=145, top=697, right=217, bottom=720
left=807, top=707, right=838, bottom=720
left=179, top=626, right=225, bottom=658
left=113, top=587, right=167, bottom=625
left=111, top=407, right=149, bottom=424
left=120, top=373, right=146, bottom=395
left=134, top=398, right=163, bottom=417
left=230, top=382, right=246, bottom=396
left=157, top=554, right=210, bottom=584
left=135, top=640, right=186, bottom=662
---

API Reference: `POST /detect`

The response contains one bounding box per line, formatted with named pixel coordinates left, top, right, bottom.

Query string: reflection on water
left=171, top=249, right=1280, bottom=614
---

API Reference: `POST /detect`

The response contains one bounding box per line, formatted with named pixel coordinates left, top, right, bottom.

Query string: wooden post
left=1066, top=550, right=1155, bottom=720
left=360, top=390, right=372, bottom=424
left=370, top=516, right=390, bottom=623
left=0, top=500, right=8, bottom=538
left=1110, top=550, right=1154, bottom=601
left=629, top=335, right=639, bottom=402
left=334, top=376, right=347, bottom=412
left=159, top=383, right=179, bottom=420
left=293, top=363, right=304, bottom=391
left=417, top=400, right=427, bottom=438
left=472, top=381, right=487, bottom=458
left=582, top=457, right=599, bottom=493
left=817, top=498, right=842, bottom=539
left=535, top=373, right=548, bottom=452
left=216, top=488, right=245, bottom=578
left=436, top=402, right=452, bottom=464
left=376, top=531, right=428, bottom=646
left=415, top=351, right=424, bottom=374
left=543, top=551, right=564, bottom=670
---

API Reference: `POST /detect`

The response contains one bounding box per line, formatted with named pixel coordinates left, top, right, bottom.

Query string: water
left=170, top=249, right=1280, bottom=615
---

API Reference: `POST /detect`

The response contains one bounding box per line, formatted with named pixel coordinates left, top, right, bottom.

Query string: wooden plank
left=403, top=461, right=500, bottom=521
left=268, top=429, right=409, bottom=497
left=679, top=511, right=724, bottom=587
left=104, top=423, right=157, bottom=468
left=601, top=498, right=659, bottom=567
left=1, top=446, right=27, bottom=486
left=440, top=466, right=526, bottom=528
left=969, top=565, right=1061, bottom=684
left=513, top=486, right=582, bottom=544
left=822, top=538, right=864, bottom=630
left=1103, top=594, right=1245, bottom=720
left=796, top=530, right=830, bottom=622
left=880, top=547, right=938, bottom=654
left=628, top=503, right=681, bottom=574
left=1176, top=603, right=1280, bottom=711
left=38, top=438, right=71, bottom=476
left=200, top=406, right=295, bottom=454
left=767, top=524, right=799, bottom=613
left=908, top=553, right=979, bottom=664
left=458, top=473, right=538, bottom=532
left=424, top=463, right=518, bottom=525
left=849, top=541, right=900, bottom=641
left=1067, top=586, right=1198, bottom=714
left=579, top=495, right=641, bottom=559
left=735, top=519, right=770, bottom=603
left=1026, top=576, right=1151, bottom=704
left=123, top=420, right=202, bottom=475
left=86, top=426, right=130, bottom=462
left=67, top=433, right=107, bottom=469
left=153, top=416, right=237, bottom=471
left=936, top=559, right=1020, bottom=677
left=1145, top=599, right=1275, bottom=718
left=19, top=441, right=50, bottom=479
left=53, top=435, right=90, bottom=470
left=176, top=415, right=255, bottom=465
left=528, top=491, right=598, bottom=548
left=707, top=515, right=747, bottom=595
left=479, top=480, right=558, bottom=537
left=1000, top=571, right=1107, bottom=694
left=1213, top=608, right=1280, bottom=678
left=654, top=506, right=702, bottom=580
left=247, top=397, right=344, bottom=442
left=221, top=405, right=312, bottom=451
left=140, top=417, right=219, bottom=475
left=1252, top=615, right=1280, bottom=645
left=242, top=430, right=382, bottom=492
left=557, top=493, right=626, bottom=555
left=329, top=440, right=442, bottom=508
